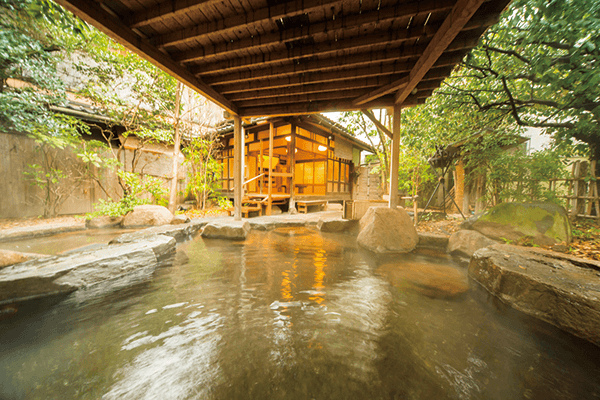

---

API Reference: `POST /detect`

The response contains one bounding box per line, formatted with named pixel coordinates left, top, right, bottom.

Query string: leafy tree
left=74, top=31, right=179, bottom=198
left=440, top=0, right=600, bottom=167
left=182, top=134, right=223, bottom=210
left=339, top=110, right=391, bottom=193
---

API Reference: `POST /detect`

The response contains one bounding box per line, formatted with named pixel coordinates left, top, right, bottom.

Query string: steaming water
left=1, top=228, right=599, bottom=399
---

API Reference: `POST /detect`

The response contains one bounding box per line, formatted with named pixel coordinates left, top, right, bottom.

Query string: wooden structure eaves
left=56, top=0, right=510, bottom=118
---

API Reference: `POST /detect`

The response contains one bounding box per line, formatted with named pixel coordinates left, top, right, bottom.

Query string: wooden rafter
left=191, top=36, right=480, bottom=77
left=54, top=0, right=238, bottom=115
left=395, top=0, right=487, bottom=105
left=238, top=96, right=425, bottom=118
left=353, top=76, right=410, bottom=106
left=172, top=24, right=437, bottom=64
left=214, top=61, right=458, bottom=95
left=155, top=0, right=454, bottom=49
left=126, top=0, right=216, bottom=29
left=227, top=78, right=445, bottom=101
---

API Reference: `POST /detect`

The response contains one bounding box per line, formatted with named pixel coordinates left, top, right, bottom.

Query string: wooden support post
left=289, top=124, right=296, bottom=213
left=454, top=159, right=465, bottom=215
left=388, top=105, right=401, bottom=209
left=259, top=139, right=263, bottom=194
left=267, top=122, right=274, bottom=216
left=233, top=115, right=243, bottom=220
left=168, top=82, right=182, bottom=214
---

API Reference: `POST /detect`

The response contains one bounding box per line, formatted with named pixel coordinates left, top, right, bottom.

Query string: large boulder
left=86, top=216, right=124, bottom=229
left=416, top=233, right=449, bottom=251
left=0, top=222, right=86, bottom=242
left=377, top=260, right=469, bottom=299
left=317, top=218, right=359, bottom=233
left=0, top=235, right=176, bottom=305
left=470, top=202, right=571, bottom=246
left=447, top=230, right=496, bottom=258
left=201, top=220, right=251, bottom=240
left=122, top=205, right=174, bottom=228
left=357, top=207, right=418, bottom=253
left=0, top=250, right=48, bottom=269
left=470, top=244, right=600, bottom=346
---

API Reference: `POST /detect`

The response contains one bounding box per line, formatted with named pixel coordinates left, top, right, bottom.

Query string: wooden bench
left=296, top=200, right=327, bottom=214
left=226, top=199, right=263, bottom=218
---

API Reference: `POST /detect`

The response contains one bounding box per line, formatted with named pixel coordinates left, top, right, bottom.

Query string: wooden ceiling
left=56, top=0, right=510, bottom=117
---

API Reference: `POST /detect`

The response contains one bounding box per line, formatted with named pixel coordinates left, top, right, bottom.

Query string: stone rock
left=122, top=205, right=174, bottom=228
left=471, top=202, right=571, bottom=246
left=249, top=220, right=306, bottom=231
left=110, top=222, right=205, bottom=244
left=377, top=261, right=469, bottom=299
left=0, top=235, right=176, bottom=305
left=272, top=227, right=317, bottom=237
left=317, top=219, right=359, bottom=233
left=0, top=222, right=86, bottom=242
left=357, top=207, right=418, bottom=253
left=0, top=249, right=48, bottom=269
left=417, top=233, right=449, bottom=250
left=447, top=230, right=496, bottom=258
left=469, top=244, right=600, bottom=346
left=271, top=206, right=283, bottom=215
left=170, top=215, right=191, bottom=225
left=201, top=221, right=251, bottom=240
left=86, top=216, right=124, bottom=229
left=326, top=203, right=343, bottom=211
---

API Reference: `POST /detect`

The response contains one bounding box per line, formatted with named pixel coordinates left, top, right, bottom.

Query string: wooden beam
left=362, top=109, right=393, bottom=139
left=353, top=76, right=409, bottom=106
left=233, top=115, right=243, bottom=220
left=173, top=24, right=436, bottom=64
left=126, top=0, right=216, bottom=29
left=54, top=0, right=237, bottom=115
left=234, top=88, right=390, bottom=109
left=156, top=0, right=454, bottom=48
left=226, top=75, right=445, bottom=101
left=267, top=123, right=274, bottom=216
left=238, top=96, right=425, bottom=118
left=234, top=88, right=433, bottom=110
left=389, top=105, right=401, bottom=208
left=395, top=0, right=487, bottom=105
left=216, top=60, right=457, bottom=95
left=191, top=35, right=480, bottom=76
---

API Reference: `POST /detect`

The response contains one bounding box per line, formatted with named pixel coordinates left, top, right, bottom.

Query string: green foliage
left=461, top=131, right=568, bottom=206
left=182, top=136, right=222, bottom=209
left=439, top=0, right=600, bottom=162
left=86, top=171, right=168, bottom=218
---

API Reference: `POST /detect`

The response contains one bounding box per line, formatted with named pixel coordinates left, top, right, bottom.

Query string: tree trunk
left=168, top=82, right=183, bottom=214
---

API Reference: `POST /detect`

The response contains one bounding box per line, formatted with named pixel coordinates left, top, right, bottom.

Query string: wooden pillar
left=168, top=82, right=183, bottom=214
left=267, top=122, right=274, bottom=216
left=233, top=115, right=243, bottom=220
left=455, top=159, right=465, bottom=214
left=289, top=124, right=296, bottom=212
left=388, top=105, right=401, bottom=209
left=259, top=139, right=263, bottom=194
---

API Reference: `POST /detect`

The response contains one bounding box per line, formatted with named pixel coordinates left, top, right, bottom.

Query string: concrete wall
left=0, top=132, right=187, bottom=219
left=352, top=164, right=383, bottom=201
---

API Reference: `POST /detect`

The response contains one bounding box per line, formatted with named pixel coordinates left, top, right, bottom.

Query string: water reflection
left=1, top=230, right=600, bottom=399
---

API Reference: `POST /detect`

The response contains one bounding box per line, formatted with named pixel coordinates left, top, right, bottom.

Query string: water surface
left=1, top=228, right=599, bottom=399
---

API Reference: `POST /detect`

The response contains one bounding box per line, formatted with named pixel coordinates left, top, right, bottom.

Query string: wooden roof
left=56, top=0, right=510, bottom=117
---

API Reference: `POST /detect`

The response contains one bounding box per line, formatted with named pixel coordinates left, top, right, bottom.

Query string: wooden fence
left=548, top=160, right=599, bottom=220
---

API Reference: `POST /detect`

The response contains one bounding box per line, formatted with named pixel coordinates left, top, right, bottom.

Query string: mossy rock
left=471, top=202, right=571, bottom=246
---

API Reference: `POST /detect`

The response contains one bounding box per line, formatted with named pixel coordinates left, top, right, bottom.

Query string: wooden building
left=55, top=0, right=512, bottom=220
left=217, top=115, right=373, bottom=213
